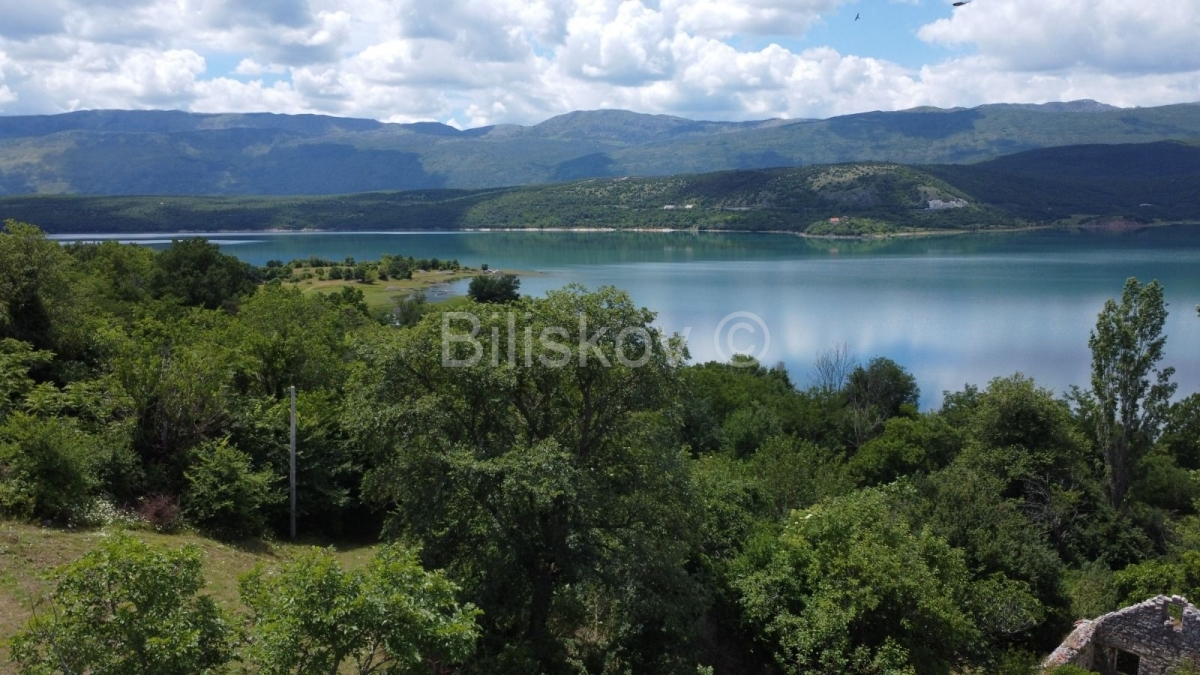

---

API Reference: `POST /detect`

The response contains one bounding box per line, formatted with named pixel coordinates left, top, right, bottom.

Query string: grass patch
left=283, top=268, right=532, bottom=310
left=286, top=268, right=479, bottom=310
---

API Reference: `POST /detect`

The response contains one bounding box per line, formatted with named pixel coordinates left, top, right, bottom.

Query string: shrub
left=9, top=534, right=233, bottom=675
left=137, top=494, right=183, bottom=533
left=0, top=413, right=99, bottom=521
left=466, top=274, right=520, bottom=304
left=1170, top=660, right=1200, bottom=675
left=240, top=546, right=480, bottom=674
left=184, top=437, right=280, bottom=539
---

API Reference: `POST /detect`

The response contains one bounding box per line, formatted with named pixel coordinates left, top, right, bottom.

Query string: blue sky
left=775, top=2, right=952, bottom=70
left=0, top=0, right=1197, bottom=126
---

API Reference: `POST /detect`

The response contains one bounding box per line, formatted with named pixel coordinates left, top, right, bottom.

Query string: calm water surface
left=54, top=227, right=1200, bottom=407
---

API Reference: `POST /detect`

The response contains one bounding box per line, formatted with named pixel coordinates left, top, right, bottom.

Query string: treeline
left=1, top=220, right=1199, bottom=674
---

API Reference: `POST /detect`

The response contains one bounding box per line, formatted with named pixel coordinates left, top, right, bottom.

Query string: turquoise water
left=54, top=227, right=1200, bottom=407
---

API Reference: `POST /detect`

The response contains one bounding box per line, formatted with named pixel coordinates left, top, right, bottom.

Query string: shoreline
left=45, top=220, right=1197, bottom=241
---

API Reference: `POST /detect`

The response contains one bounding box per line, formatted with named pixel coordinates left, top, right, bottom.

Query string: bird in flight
left=855, top=12, right=860, bottom=20
left=952, top=1, right=970, bottom=5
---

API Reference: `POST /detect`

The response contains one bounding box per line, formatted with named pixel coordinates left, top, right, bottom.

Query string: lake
left=53, top=227, right=1200, bottom=408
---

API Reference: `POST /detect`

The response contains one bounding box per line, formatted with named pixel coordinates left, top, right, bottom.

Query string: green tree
left=153, top=238, right=254, bottom=310
left=466, top=274, right=520, bottom=304
left=1084, top=278, right=1176, bottom=509
left=1162, top=395, right=1200, bottom=470
left=349, top=287, right=699, bottom=672
left=10, top=534, right=233, bottom=675
left=114, top=314, right=238, bottom=487
left=233, top=285, right=350, bottom=398
left=733, top=486, right=987, bottom=675
left=850, top=414, right=960, bottom=486
left=352, top=262, right=374, bottom=283
left=65, top=240, right=158, bottom=314
left=391, top=291, right=429, bottom=328
left=0, top=339, right=53, bottom=418
left=842, top=356, right=919, bottom=448
left=957, top=375, right=1103, bottom=560
left=0, top=221, right=92, bottom=358
left=239, top=546, right=480, bottom=675
left=0, top=413, right=100, bottom=520
left=225, top=389, right=366, bottom=537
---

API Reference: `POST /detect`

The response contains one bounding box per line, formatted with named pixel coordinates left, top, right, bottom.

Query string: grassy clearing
left=286, top=269, right=478, bottom=310
left=284, top=268, right=530, bottom=310
left=0, top=521, right=381, bottom=673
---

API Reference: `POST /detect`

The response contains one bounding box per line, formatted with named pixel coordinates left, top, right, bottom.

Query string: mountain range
left=7, top=141, right=1199, bottom=235
left=2, top=101, right=1200, bottom=196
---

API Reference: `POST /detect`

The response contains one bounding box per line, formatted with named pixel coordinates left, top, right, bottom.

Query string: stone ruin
left=1042, top=596, right=1200, bottom=674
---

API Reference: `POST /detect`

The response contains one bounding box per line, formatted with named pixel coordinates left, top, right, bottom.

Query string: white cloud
left=559, top=0, right=675, bottom=85
left=913, top=55, right=1200, bottom=110
left=191, top=77, right=307, bottom=113
left=233, top=59, right=285, bottom=77
left=35, top=47, right=207, bottom=110
left=0, top=54, right=15, bottom=107
left=0, top=0, right=1197, bottom=123
left=918, top=0, right=1200, bottom=74
left=667, top=0, right=849, bottom=38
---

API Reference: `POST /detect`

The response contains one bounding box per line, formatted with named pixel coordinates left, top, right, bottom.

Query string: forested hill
left=2, top=101, right=1200, bottom=195
left=924, top=140, right=1200, bottom=223
left=5, top=141, right=1200, bottom=235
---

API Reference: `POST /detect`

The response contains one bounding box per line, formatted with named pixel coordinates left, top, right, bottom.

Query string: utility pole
left=289, top=385, right=297, bottom=541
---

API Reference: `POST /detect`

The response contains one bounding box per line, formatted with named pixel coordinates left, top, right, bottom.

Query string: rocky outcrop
left=926, top=198, right=968, bottom=210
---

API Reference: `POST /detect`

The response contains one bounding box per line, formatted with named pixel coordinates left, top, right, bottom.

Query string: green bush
left=239, top=546, right=480, bottom=673
left=466, top=274, right=520, bottom=303
left=10, top=534, right=233, bottom=675
left=184, top=437, right=280, bottom=539
left=0, top=413, right=99, bottom=520
left=1170, top=660, right=1200, bottom=675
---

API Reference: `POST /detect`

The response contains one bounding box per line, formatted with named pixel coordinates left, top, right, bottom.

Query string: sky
left=0, top=0, right=1198, bottom=128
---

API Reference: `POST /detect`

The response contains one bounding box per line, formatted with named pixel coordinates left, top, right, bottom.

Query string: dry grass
left=0, top=521, right=381, bottom=673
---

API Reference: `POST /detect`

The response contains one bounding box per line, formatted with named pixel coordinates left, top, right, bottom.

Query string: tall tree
left=348, top=287, right=700, bottom=673
left=1086, top=278, right=1176, bottom=509
left=842, top=356, right=920, bottom=448
left=0, top=221, right=87, bottom=358
left=152, top=238, right=254, bottom=310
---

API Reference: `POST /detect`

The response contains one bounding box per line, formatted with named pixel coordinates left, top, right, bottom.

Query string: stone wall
left=1042, top=596, right=1200, bottom=675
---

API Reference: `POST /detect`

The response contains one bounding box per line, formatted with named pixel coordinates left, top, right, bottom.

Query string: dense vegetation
left=1, top=220, right=1199, bottom=674
left=5, top=141, right=1199, bottom=236
left=925, top=141, right=1200, bottom=224
left=4, top=104, right=1200, bottom=195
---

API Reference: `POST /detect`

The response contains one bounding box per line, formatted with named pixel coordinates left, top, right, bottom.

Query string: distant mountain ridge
left=6, top=141, right=1199, bottom=235
left=1, top=101, right=1199, bottom=196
